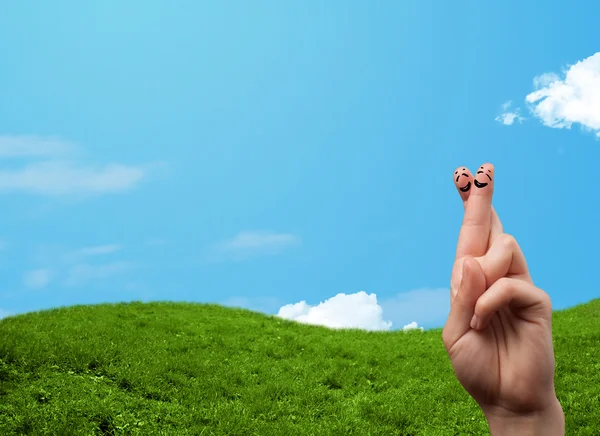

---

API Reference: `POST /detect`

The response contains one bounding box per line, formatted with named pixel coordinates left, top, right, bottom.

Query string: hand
left=442, top=164, right=564, bottom=433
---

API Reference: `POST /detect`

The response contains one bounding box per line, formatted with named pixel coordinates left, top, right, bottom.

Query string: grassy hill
left=0, top=299, right=598, bottom=435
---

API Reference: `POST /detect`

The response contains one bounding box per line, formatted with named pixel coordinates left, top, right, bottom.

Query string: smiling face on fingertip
left=474, top=163, right=494, bottom=189
left=454, top=167, right=472, bottom=192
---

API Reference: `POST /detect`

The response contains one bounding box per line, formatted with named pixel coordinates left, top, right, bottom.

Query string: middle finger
left=454, top=166, right=503, bottom=246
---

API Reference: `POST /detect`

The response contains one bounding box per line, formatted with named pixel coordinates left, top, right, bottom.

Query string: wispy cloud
left=145, top=238, right=170, bottom=247
left=0, top=135, right=76, bottom=158
left=379, top=288, right=449, bottom=328
left=23, top=268, right=53, bottom=289
left=525, top=52, right=600, bottom=137
left=0, top=161, right=148, bottom=196
left=77, top=244, right=122, bottom=256
left=0, top=135, right=166, bottom=196
left=214, top=231, right=301, bottom=260
left=0, top=308, right=14, bottom=319
left=64, top=261, right=131, bottom=286
left=24, top=243, right=131, bottom=289
left=277, top=291, right=392, bottom=331
left=495, top=100, right=525, bottom=125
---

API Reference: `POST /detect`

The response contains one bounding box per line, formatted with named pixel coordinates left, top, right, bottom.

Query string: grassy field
left=0, top=299, right=598, bottom=435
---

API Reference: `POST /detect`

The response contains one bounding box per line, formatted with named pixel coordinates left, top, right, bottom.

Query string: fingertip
left=454, top=166, right=473, bottom=201
left=453, top=166, right=472, bottom=182
left=473, top=163, right=494, bottom=192
left=469, top=314, right=478, bottom=329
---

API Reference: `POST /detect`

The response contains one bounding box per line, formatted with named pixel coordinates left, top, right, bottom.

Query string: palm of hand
left=448, top=257, right=555, bottom=414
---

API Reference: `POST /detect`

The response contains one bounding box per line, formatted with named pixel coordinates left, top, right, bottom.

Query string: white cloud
left=277, top=288, right=450, bottom=332
left=533, top=73, right=561, bottom=90
left=0, top=135, right=75, bottom=158
left=23, top=268, right=52, bottom=289
left=525, top=52, right=600, bottom=137
left=402, top=321, right=424, bottom=332
left=277, top=291, right=392, bottom=331
left=495, top=101, right=525, bottom=125
left=64, top=261, right=131, bottom=286
left=215, top=231, right=300, bottom=260
left=495, top=112, right=525, bottom=125
left=77, top=244, right=122, bottom=256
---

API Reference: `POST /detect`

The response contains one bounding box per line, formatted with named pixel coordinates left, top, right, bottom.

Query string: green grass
left=0, top=299, right=598, bottom=435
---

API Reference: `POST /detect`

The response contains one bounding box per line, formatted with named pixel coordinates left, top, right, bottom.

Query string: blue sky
left=1, top=2, right=599, bottom=331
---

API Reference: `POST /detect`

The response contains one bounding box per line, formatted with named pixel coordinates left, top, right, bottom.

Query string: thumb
left=443, top=257, right=487, bottom=352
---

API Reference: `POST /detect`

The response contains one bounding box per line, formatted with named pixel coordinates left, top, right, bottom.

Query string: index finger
left=455, top=163, right=495, bottom=259
left=453, top=165, right=504, bottom=248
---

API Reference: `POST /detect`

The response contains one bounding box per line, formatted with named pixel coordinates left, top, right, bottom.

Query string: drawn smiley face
left=474, top=165, right=493, bottom=189
left=454, top=168, right=472, bottom=192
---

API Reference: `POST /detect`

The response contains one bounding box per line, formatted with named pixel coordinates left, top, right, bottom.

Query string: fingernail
left=474, top=163, right=494, bottom=190
left=470, top=314, right=478, bottom=329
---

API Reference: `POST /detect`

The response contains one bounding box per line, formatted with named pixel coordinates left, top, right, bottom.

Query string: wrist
left=482, top=398, right=564, bottom=436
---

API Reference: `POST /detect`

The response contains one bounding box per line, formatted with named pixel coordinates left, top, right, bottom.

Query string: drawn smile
left=474, top=169, right=492, bottom=189
left=455, top=171, right=471, bottom=192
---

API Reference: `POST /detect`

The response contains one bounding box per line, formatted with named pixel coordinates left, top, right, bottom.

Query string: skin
left=442, top=163, right=564, bottom=429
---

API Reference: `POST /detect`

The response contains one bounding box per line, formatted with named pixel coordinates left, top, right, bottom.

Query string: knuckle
left=534, top=289, right=553, bottom=317
left=494, top=277, right=517, bottom=299
left=495, top=276, right=513, bottom=289
left=500, top=233, right=518, bottom=249
left=540, top=290, right=552, bottom=308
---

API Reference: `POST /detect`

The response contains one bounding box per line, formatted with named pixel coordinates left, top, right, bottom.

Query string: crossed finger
left=443, top=235, right=532, bottom=350
left=452, top=164, right=530, bottom=286
left=481, top=233, right=531, bottom=286
left=454, top=166, right=503, bottom=246
left=453, top=164, right=497, bottom=257
left=444, top=163, right=535, bottom=349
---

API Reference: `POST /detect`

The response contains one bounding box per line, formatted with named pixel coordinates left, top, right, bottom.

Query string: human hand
left=442, top=164, right=564, bottom=435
